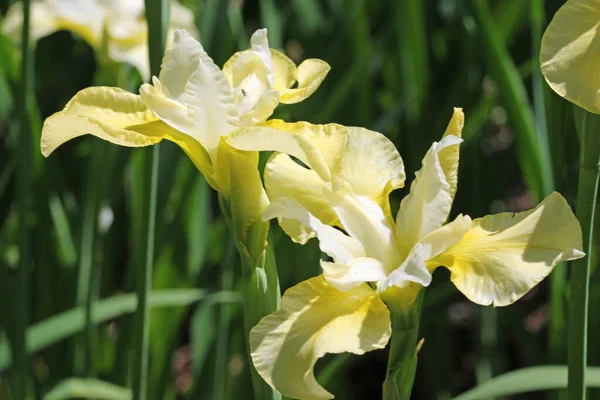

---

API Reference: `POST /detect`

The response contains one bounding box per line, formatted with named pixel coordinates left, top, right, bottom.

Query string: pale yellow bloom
left=2, top=0, right=197, bottom=80
left=241, top=109, right=584, bottom=400
left=540, top=0, right=600, bottom=113
left=40, top=28, right=330, bottom=246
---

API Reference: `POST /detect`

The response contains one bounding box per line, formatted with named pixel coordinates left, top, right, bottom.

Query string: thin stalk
left=14, top=0, right=32, bottom=397
left=568, top=108, right=600, bottom=400
left=381, top=292, right=424, bottom=400
left=132, top=1, right=169, bottom=399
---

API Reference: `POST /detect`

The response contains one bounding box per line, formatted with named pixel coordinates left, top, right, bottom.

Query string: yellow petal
left=227, top=120, right=348, bottom=182
left=395, top=135, right=462, bottom=259
left=2, top=2, right=58, bottom=43
left=250, top=276, right=391, bottom=400
left=41, top=87, right=160, bottom=157
left=264, top=153, right=339, bottom=243
left=263, top=197, right=365, bottom=262
left=109, top=42, right=150, bottom=82
left=540, top=0, right=600, bottom=113
left=439, top=108, right=464, bottom=200
left=279, top=59, right=331, bottom=104
left=435, top=192, right=585, bottom=306
left=334, top=127, right=405, bottom=208
left=377, top=242, right=433, bottom=293
left=140, top=30, right=238, bottom=158
left=271, top=49, right=297, bottom=91
left=321, top=258, right=388, bottom=292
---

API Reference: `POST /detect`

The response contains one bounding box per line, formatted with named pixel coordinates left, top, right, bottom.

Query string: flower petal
left=327, top=186, right=400, bottom=269
left=271, top=49, right=297, bottom=91
left=540, top=0, right=600, bottom=113
left=395, top=135, right=462, bottom=259
left=279, top=59, right=331, bottom=104
left=333, top=127, right=405, bottom=209
left=227, top=120, right=348, bottom=182
left=435, top=192, right=585, bottom=306
left=438, top=108, right=464, bottom=200
left=264, top=153, right=338, bottom=243
left=2, top=2, right=58, bottom=43
left=377, top=242, right=433, bottom=293
left=263, top=197, right=365, bottom=262
left=250, top=276, right=391, bottom=400
left=139, top=29, right=238, bottom=158
left=322, top=257, right=389, bottom=292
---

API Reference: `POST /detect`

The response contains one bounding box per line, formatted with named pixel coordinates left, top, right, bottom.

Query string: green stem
left=568, top=108, right=600, bottom=399
left=14, top=0, right=32, bottom=397
left=382, top=292, right=424, bottom=400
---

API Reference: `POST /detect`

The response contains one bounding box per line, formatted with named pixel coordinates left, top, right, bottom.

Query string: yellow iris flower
left=237, top=109, right=584, bottom=400
left=40, top=28, right=331, bottom=250
left=541, top=0, right=600, bottom=113
left=2, top=0, right=197, bottom=80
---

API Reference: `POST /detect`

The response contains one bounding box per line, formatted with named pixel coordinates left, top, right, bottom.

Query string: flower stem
left=568, top=107, right=600, bottom=400
left=382, top=291, right=424, bottom=400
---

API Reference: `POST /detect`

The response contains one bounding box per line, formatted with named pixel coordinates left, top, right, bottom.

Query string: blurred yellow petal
left=334, top=127, right=405, bottom=208
left=264, top=153, right=339, bottom=243
left=279, top=59, right=331, bottom=104
left=227, top=120, right=348, bottom=181
left=140, top=30, right=238, bottom=158
left=2, top=2, right=58, bottom=43
left=41, top=87, right=160, bottom=156
left=109, top=42, right=150, bottom=81
left=263, top=197, right=365, bottom=262
left=540, top=0, right=600, bottom=113
left=438, top=108, right=464, bottom=200
left=435, top=192, right=585, bottom=306
left=395, top=135, right=462, bottom=259
left=250, top=276, right=390, bottom=400
left=271, top=49, right=297, bottom=91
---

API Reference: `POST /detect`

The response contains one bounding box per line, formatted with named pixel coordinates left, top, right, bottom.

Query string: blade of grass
left=13, top=0, right=32, bottom=396
left=469, top=0, right=554, bottom=201
left=259, top=0, right=283, bottom=49
left=44, top=378, right=131, bottom=400
left=568, top=107, right=600, bottom=399
left=0, top=290, right=241, bottom=370
left=132, top=1, right=169, bottom=399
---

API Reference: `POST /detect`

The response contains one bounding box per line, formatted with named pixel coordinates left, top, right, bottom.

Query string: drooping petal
left=327, top=185, right=400, bottom=269
left=321, top=257, right=388, bottom=292
left=395, top=135, right=462, bottom=259
left=271, top=49, right=297, bottom=91
left=435, top=192, right=585, bottom=306
left=264, top=153, right=338, bottom=243
left=333, top=127, right=405, bottom=209
left=41, top=86, right=217, bottom=188
left=250, top=276, right=391, bottom=400
left=139, top=29, right=238, bottom=158
left=540, top=0, right=600, bottom=114
left=438, top=108, right=464, bottom=200
left=377, top=242, right=433, bottom=293
left=227, top=120, right=348, bottom=182
left=2, top=2, right=58, bottom=43
left=279, top=59, right=331, bottom=104
left=263, top=197, right=365, bottom=263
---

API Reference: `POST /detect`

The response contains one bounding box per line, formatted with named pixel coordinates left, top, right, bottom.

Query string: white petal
left=377, top=243, right=433, bottom=293
left=322, top=257, right=388, bottom=292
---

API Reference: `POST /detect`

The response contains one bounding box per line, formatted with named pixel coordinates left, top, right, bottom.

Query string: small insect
left=241, top=88, right=247, bottom=97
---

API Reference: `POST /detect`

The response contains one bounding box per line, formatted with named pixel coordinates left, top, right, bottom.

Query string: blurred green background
left=0, top=0, right=594, bottom=399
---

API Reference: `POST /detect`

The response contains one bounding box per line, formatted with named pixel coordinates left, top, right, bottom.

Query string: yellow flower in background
left=243, top=109, right=584, bottom=400
left=40, top=28, right=330, bottom=247
left=540, top=0, right=600, bottom=113
left=2, top=0, right=197, bottom=80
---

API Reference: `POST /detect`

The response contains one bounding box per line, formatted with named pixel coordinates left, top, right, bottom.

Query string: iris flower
left=237, top=109, right=584, bottom=400
left=2, top=0, right=197, bottom=80
left=540, top=0, right=600, bottom=114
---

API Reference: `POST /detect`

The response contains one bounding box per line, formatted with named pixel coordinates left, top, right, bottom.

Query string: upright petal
left=263, top=197, right=365, bottom=263
left=279, top=59, right=331, bottom=104
left=395, top=135, right=462, bottom=259
left=271, top=49, right=297, bottom=91
left=264, top=153, right=338, bottom=243
left=139, top=30, right=238, bottom=158
left=435, top=192, right=585, bottom=306
left=438, top=108, right=464, bottom=200
left=540, top=0, right=600, bottom=113
left=227, top=120, right=348, bottom=182
left=250, top=276, right=391, bottom=400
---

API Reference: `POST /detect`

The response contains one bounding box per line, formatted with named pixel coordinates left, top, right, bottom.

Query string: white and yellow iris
left=40, top=28, right=330, bottom=246
left=2, top=0, right=197, bottom=80
left=235, top=109, right=584, bottom=400
left=541, top=0, right=600, bottom=113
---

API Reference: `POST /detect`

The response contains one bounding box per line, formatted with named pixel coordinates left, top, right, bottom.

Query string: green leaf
left=452, top=366, right=600, bottom=400
left=44, top=378, right=131, bottom=400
